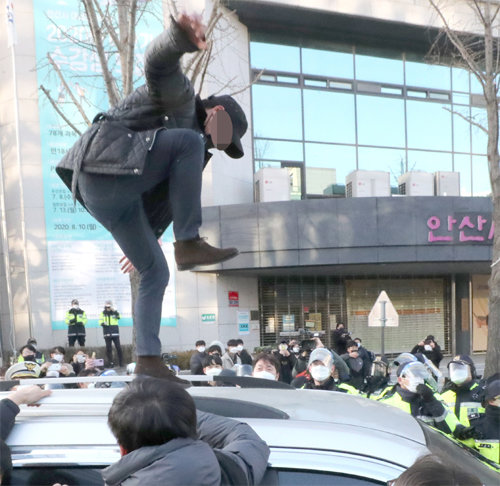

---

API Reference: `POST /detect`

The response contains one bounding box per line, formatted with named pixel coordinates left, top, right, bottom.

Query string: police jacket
left=99, top=309, right=120, bottom=337
left=65, top=308, right=87, bottom=336
left=441, top=380, right=485, bottom=427
left=56, top=19, right=213, bottom=240
left=471, top=404, right=500, bottom=465
left=378, top=385, right=460, bottom=435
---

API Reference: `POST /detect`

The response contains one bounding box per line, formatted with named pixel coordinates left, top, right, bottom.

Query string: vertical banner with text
left=33, top=2, right=176, bottom=329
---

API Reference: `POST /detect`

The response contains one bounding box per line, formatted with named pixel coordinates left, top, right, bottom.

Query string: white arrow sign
left=368, top=290, right=399, bottom=327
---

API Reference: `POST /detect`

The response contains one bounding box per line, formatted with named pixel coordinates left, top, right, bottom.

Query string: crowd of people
left=184, top=332, right=499, bottom=467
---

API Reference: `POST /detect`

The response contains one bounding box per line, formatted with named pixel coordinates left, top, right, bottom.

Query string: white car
left=3, top=379, right=499, bottom=485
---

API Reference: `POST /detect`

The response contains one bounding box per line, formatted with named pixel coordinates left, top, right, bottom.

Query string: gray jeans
left=78, top=128, right=204, bottom=356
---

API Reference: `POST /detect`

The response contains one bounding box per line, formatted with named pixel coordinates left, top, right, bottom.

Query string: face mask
left=424, top=344, right=432, bottom=351
left=292, top=346, right=300, bottom=353
left=197, top=346, right=206, bottom=353
left=206, top=367, right=222, bottom=377
left=356, top=342, right=361, bottom=347
left=450, top=367, right=469, bottom=386
left=24, top=355, right=36, bottom=362
left=229, top=347, right=237, bottom=354
left=77, top=355, right=86, bottom=363
left=253, top=370, right=276, bottom=381
left=72, top=305, right=79, bottom=309
left=236, top=345, right=243, bottom=352
left=310, top=365, right=331, bottom=382
left=53, top=354, right=63, bottom=362
left=405, top=376, right=424, bottom=393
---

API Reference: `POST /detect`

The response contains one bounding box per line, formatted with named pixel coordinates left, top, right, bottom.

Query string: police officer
left=65, top=299, right=87, bottom=346
left=291, top=348, right=358, bottom=394
left=441, top=355, right=485, bottom=446
left=378, top=361, right=464, bottom=438
left=471, top=379, right=500, bottom=465
left=99, top=300, right=123, bottom=367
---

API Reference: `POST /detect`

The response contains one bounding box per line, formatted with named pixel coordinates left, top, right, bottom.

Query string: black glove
left=416, top=383, right=435, bottom=402
left=453, top=425, right=475, bottom=441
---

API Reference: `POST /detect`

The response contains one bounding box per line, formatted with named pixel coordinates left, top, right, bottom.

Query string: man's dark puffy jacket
left=57, top=19, right=212, bottom=240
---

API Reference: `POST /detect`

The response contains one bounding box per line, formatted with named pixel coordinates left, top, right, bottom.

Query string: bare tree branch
left=47, top=53, right=92, bottom=126
left=228, top=69, right=265, bottom=97
left=40, top=85, right=83, bottom=135
left=443, top=106, right=488, bottom=133
left=82, top=0, right=120, bottom=106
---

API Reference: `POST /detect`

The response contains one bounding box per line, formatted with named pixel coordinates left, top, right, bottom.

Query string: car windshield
left=419, top=421, right=500, bottom=483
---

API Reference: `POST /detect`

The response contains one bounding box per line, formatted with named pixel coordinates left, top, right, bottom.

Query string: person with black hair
left=99, top=300, right=123, bottom=368
left=221, top=339, right=242, bottom=370
left=272, top=341, right=296, bottom=384
left=411, top=335, right=443, bottom=368
left=102, top=378, right=269, bottom=485
left=17, top=339, right=45, bottom=365
left=202, top=354, right=224, bottom=386
left=189, top=340, right=207, bottom=383
left=332, top=323, right=350, bottom=355
left=341, top=340, right=371, bottom=390
left=252, top=352, right=281, bottom=381
left=56, top=12, right=247, bottom=380
left=235, top=339, right=253, bottom=366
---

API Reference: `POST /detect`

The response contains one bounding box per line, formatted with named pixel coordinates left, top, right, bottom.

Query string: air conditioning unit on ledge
left=398, top=171, right=434, bottom=196
left=435, top=171, right=460, bottom=196
left=345, top=170, right=390, bottom=197
left=254, top=168, right=291, bottom=202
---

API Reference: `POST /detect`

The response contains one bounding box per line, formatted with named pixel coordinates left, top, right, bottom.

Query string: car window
left=10, top=466, right=105, bottom=486
left=420, top=422, right=500, bottom=483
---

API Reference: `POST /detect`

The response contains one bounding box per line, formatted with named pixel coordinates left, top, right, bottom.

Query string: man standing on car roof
left=56, top=13, right=247, bottom=381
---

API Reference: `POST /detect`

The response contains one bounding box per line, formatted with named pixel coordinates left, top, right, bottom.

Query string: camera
left=94, top=358, right=104, bottom=367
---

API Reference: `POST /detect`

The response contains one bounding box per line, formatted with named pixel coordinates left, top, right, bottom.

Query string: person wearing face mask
left=221, top=339, right=242, bottom=370
left=252, top=353, right=280, bottom=381
left=201, top=355, right=224, bottom=386
left=272, top=341, right=296, bottom=384
left=190, top=340, right=207, bottom=384
left=377, top=362, right=465, bottom=438
left=441, top=355, right=485, bottom=444
left=235, top=339, right=253, bottom=366
left=411, top=335, right=443, bottom=368
left=353, top=337, right=375, bottom=363
left=99, top=300, right=123, bottom=368
left=71, top=350, right=90, bottom=375
left=291, top=348, right=358, bottom=394
left=341, top=340, right=371, bottom=390
left=65, top=299, right=88, bottom=347
left=17, top=339, right=45, bottom=365
left=469, top=378, right=500, bottom=465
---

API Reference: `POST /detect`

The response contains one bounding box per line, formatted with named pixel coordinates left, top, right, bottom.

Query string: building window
left=250, top=38, right=489, bottom=197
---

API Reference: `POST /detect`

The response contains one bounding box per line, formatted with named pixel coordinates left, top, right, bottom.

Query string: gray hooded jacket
left=101, top=411, right=270, bottom=486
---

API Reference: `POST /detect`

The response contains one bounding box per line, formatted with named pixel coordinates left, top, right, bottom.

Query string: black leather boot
left=135, top=356, right=190, bottom=386
left=174, top=237, right=238, bottom=271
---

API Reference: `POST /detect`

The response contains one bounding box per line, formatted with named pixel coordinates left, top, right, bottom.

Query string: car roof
left=3, top=385, right=425, bottom=468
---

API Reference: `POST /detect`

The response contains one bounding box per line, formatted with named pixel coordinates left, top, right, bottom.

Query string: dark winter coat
left=101, top=411, right=270, bottom=486
left=0, top=398, right=19, bottom=441
left=56, top=19, right=213, bottom=240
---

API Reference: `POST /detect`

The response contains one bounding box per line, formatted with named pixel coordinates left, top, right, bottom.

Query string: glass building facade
left=250, top=39, right=489, bottom=199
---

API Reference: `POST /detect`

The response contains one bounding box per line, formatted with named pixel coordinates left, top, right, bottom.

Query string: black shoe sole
left=176, top=250, right=239, bottom=272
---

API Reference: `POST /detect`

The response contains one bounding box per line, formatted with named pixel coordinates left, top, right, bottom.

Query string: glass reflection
left=358, top=147, right=406, bottom=187
left=355, top=53, right=404, bottom=84
left=407, top=100, right=452, bottom=151
left=302, top=47, right=354, bottom=78
left=305, top=143, right=356, bottom=186
left=452, top=67, right=470, bottom=92
left=405, top=61, right=451, bottom=90
left=357, top=95, right=405, bottom=147
left=472, top=155, right=490, bottom=196
left=252, top=85, right=302, bottom=140
left=303, top=90, right=355, bottom=144
left=250, top=42, right=300, bottom=72
left=452, top=108, right=472, bottom=153
left=407, top=150, right=452, bottom=173
left=453, top=154, right=471, bottom=196
left=254, top=138, right=303, bottom=162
